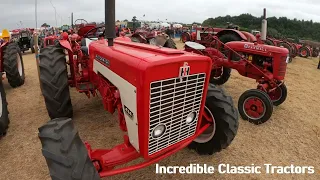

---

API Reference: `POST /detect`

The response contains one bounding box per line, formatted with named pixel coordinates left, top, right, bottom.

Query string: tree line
left=202, top=13, right=320, bottom=42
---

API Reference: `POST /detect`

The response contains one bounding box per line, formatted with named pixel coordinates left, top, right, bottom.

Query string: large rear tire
left=38, top=118, right=100, bottom=180
left=218, top=33, right=242, bottom=60
left=188, top=84, right=239, bottom=155
left=278, top=42, right=293, bottom=59
left=0, top=79, right=9, bottom=139
left=3, top=43, right=25, bottom=88
left=39, top=46, right=73, bottom=119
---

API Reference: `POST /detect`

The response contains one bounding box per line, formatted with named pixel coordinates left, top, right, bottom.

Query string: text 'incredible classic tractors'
left=0, top=29, right=26, bottom=139
left=37, top=0, right=239, bottom=179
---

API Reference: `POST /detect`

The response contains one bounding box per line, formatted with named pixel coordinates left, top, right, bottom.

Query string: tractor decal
left=179, top=62, right=190, bottom=78
left=244, top=44, right=267, bottom=51
left=124, top=105, right=134, bottom=119
left=95, top=54, right=110, bottom=66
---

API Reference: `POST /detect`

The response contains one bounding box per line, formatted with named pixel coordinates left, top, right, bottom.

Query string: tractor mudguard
left=240, top=31, right=257, bottom=42
left=58, top=40, right=73, bottom=52
left=216, top=29, right=248, bottom=41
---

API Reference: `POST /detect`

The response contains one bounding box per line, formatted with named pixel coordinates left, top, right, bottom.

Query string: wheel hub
left=268, top=87, right=282, bottom=102
left=243, top=97, right=266, bottom=120
left=193, top=106, right=216, bottom=143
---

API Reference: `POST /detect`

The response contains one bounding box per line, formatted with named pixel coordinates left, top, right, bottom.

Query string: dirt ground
left=0, top=40, right=319, bottom=180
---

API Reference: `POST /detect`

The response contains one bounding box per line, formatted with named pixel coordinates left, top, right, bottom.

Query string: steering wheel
left=74, top=19, right=88, bottom=26
left=84, top=26, right=105, bottom=40
left=202, top=27, right=215, bottom=42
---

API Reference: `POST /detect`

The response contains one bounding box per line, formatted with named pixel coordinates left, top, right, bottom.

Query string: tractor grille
left=148, top=73, right=206, bottom=155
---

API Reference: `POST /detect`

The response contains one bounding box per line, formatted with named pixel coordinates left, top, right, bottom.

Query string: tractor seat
left=185, top=41, right=206, bottom=50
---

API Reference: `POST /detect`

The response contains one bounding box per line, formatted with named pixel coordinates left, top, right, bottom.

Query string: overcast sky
left=0, top=0, right=320, bottom=30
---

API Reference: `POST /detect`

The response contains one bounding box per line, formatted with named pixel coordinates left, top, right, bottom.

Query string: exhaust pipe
left=261, top=8, right=267, bottom=41
left=105, top=0, right=116, bottom=46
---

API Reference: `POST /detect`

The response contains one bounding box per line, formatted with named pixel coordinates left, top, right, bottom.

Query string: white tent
left=160, top=22, right=170, bottom=28
left=173, top=24, right=183, bottom=28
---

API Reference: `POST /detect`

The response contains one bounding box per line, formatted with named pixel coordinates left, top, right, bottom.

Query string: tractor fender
left=240, top=31, right=257, bottom=42
left=216, top=29, right=248, bottom=41
left=58, top=40, right=73, bottom=52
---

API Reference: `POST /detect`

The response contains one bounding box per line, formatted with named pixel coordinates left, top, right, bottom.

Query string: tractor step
left=77, top=83, right=95, bottom=91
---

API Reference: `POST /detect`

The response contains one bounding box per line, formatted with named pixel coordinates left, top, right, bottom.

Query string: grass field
left=0, top=39, right=319, bottom=180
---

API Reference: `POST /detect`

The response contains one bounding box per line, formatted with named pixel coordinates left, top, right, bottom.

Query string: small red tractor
left=38, top=0, right=239, bottom=179
left=130, top=28, right=177, bottom=49
left=184, top=30, right=289, bottom=124
left=182, top=9, right=289, bottom=124
left=0, top=29, right=26, bottom=138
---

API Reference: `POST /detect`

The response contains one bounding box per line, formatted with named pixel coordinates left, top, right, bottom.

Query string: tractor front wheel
left=267, top=83, right=287, bottom=106
left=38, top=118, right=101, bottom=180
left=3, top=43, right=25, bottom=88
left=209, top=67, right=231, bottom=85
left=188, top=84, right=239, bottom=155
left=39, top=46, right=73, bottom=119
left=0, top=79, right=9, bottom=139
left=238, top=89, right=273, bottom=125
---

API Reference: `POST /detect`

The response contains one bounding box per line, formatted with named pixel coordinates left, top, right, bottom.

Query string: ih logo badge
left=179, top=62, right=190, bottom=78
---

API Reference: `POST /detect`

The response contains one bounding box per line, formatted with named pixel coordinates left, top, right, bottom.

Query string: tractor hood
left=225, top=41, right=289, bottom=56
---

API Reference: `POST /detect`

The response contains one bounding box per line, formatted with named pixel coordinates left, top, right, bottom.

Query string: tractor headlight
left=152, top=124, right=166, bottom=139
left=186, top=111, right=197, bottom=124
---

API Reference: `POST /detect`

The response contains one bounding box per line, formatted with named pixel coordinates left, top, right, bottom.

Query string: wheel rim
left=194, top=106, right=216, bottom=143
left=268, top=86, right=282, bottom=102
left=243, top=97, right=266, bottom=120
left=16, top=53, right=23, bottom=76
left=301, top=50, right=307, bottom=56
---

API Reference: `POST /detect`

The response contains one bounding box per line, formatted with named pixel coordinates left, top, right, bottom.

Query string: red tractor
left=184, top=32, right=289, bottom=124
left=0, top=29, right=26, bottom=138
left=38, top=1, right=239, bottom=179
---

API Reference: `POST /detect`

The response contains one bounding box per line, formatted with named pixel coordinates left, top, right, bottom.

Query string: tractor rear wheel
left=218, top=33, right=242, bottom=60
left=265, top=39, right=275, bottom=46
left=209, top=67, right=231, bottom=85
left=3, top=42, right=25, bottom=88
left=189, top=84, right=239, bottom=155
left=0, top=79, right=9, bottom=139
left=39, top=46, right=73, bottom=119
left=238, top=89, right=273, bottom=125
left=163, top=38, right=177, bottom=49
left=267, top=83, right=287, bottom=106
left=299, top=47, right=309, bottom=58
left=181, top=32, right=190, bottom=43
left=278, top=42, right=293, bottom=60
left=38, top=118, right=100, bottom=180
